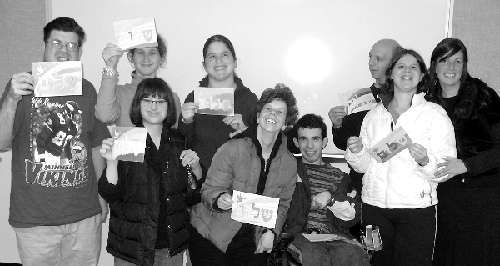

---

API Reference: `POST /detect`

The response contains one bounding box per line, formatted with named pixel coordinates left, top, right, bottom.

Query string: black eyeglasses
left=47, top=40, right=79, bottom=52
left=141, top=98, right=168, bottom=107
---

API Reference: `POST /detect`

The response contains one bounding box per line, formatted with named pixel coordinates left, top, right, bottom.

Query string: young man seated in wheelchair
left=280, top=113, right=367, bottom=266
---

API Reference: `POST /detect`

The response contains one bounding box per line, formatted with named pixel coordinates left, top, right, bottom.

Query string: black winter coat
left=99, top=128, right=203, bottom=266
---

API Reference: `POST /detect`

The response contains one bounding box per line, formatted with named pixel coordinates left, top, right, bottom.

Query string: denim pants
left=13, top=213, right=102, bottom=266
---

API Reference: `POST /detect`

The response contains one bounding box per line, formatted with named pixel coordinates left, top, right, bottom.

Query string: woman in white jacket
left=345, top=49, right=456, bottom=266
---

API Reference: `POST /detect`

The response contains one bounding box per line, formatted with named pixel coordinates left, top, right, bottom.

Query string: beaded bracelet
left=102, top=67, right=119, bottom=77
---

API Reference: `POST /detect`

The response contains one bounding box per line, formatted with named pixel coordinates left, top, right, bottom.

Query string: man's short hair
left=293, top=113, right=327, bottom=139
left=43, top=17, right=85, bottom=47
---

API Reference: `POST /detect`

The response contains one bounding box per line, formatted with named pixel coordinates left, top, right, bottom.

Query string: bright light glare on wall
left=286, top=38, right=332, bottom=84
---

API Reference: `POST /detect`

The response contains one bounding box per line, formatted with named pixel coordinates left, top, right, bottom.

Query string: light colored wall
left=0, top=1, right=47, bottom=263
left=51, top=0, right=449, bottom=154
left=452, top=0, right=500, bottom=94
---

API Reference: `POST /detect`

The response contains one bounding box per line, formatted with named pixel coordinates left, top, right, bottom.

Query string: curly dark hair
left=293, top=113, right=327, bottom=139
left=43, top=17, right=85, bottom=47
left=256, top=83, right=299, bottom=127
left=425, top=38, right=493, bottom=122
left=381, top=49, right=428, bottom=101
left=130, top=78, right=177, bottom=127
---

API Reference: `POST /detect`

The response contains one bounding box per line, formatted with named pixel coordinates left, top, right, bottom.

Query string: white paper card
left=33, top=61, right=82, bottom=97
left=302, top=233, right=349, bottom=242
left=231, top=190, right=279, bottom=228
left=338, top=87, right=377, bottom=115
left=111, top=126, right=147, bottom=163
left=194, top=87, right=234, bottom=116
left=113, top=17, right=157, bottom=50
left=367, top=127, right=412, bottom=163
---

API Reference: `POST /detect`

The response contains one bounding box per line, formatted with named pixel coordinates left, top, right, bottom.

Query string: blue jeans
left=13, top=213, right=102, bottom=266
left=114, top=249, right=184, bottom=266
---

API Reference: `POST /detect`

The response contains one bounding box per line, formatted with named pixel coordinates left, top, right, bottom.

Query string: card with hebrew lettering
left=113, top=17, right=157, bottom=50
left=367, top=127, right=412, bottom=163
left=33, top=61, right=82, bottom=97
left=231, top=190, right=279, bottom=228
left=338, top=87, right=378, bottom=115
left=111, top=126, right=147, bottom=162
left=194, top=87, right=234, bottom=116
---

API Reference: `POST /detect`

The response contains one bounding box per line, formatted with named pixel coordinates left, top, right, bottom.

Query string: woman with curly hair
left=188, top=84, right=299, bottom=266
left=426, top=38, right=500, bottom=266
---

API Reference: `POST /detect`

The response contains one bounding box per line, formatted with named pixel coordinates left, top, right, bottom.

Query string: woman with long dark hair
left=426, top=38, right=500, bottom=266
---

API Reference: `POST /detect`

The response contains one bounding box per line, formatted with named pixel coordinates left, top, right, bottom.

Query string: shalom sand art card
left=338, top=87, right=378, bottom=115
left=33, top=61, right=82, bottom=97
left=231, top=190, right=279, bottom=228
left=367, top=127, right=412, bottom=163
left=194, top=87, right=234, bottom=116
left=111, top=126, right=147, bottom=163
left=113, top=17, right=157, bottom=50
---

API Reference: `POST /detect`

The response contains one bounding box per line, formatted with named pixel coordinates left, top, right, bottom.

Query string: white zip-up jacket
left=345, top=93, right=456, bottom=209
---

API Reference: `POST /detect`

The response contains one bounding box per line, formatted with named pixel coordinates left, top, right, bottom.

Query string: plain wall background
left=51, top=0, right=449, bottom=154
left=452, top=0, right=500, bottom=93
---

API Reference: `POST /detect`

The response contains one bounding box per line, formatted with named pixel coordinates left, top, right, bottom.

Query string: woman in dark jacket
left=98, top=78, right=203, bottom=266
left=426, top=38, right=500, bottom=266
left=178, top=34, right=258, bottom=171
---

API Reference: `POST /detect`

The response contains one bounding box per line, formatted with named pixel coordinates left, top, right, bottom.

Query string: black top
left=441, top=88, right=500, bottom=187
left=331, top=84, right=381, bottom=193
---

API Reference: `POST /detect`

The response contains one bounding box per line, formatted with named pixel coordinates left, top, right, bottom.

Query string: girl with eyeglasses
left=98, top=78, right=203, bottom=266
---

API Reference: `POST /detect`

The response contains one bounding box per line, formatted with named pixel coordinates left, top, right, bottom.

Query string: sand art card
left=113, top=17, right=157, bottom=50
left=231, top=190, right=279, bottom=228
left=33, top=61, right=82, bottom=97
left=111, top=126, right=147, bottom=163
left=338, top=87, right=378, bottom=115
left=367, top=127, right=412, bottom=163
left=194, top=87, right=234, bottom=116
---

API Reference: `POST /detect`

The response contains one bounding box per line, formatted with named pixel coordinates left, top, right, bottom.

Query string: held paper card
left=194, top=87, right=234, bottom=116
left=367, top=127, right=412, bottom=163
left=33, top=61, right=82, bottom=97
left=113, top=18, right=157, bottom=50
left=302, top=233, right=349, bottom=242
left=338, top=87, right=377, bottom=115
left=231, top=190, right=279, bottom=228
left=111, top=126, right=147, bottom=162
